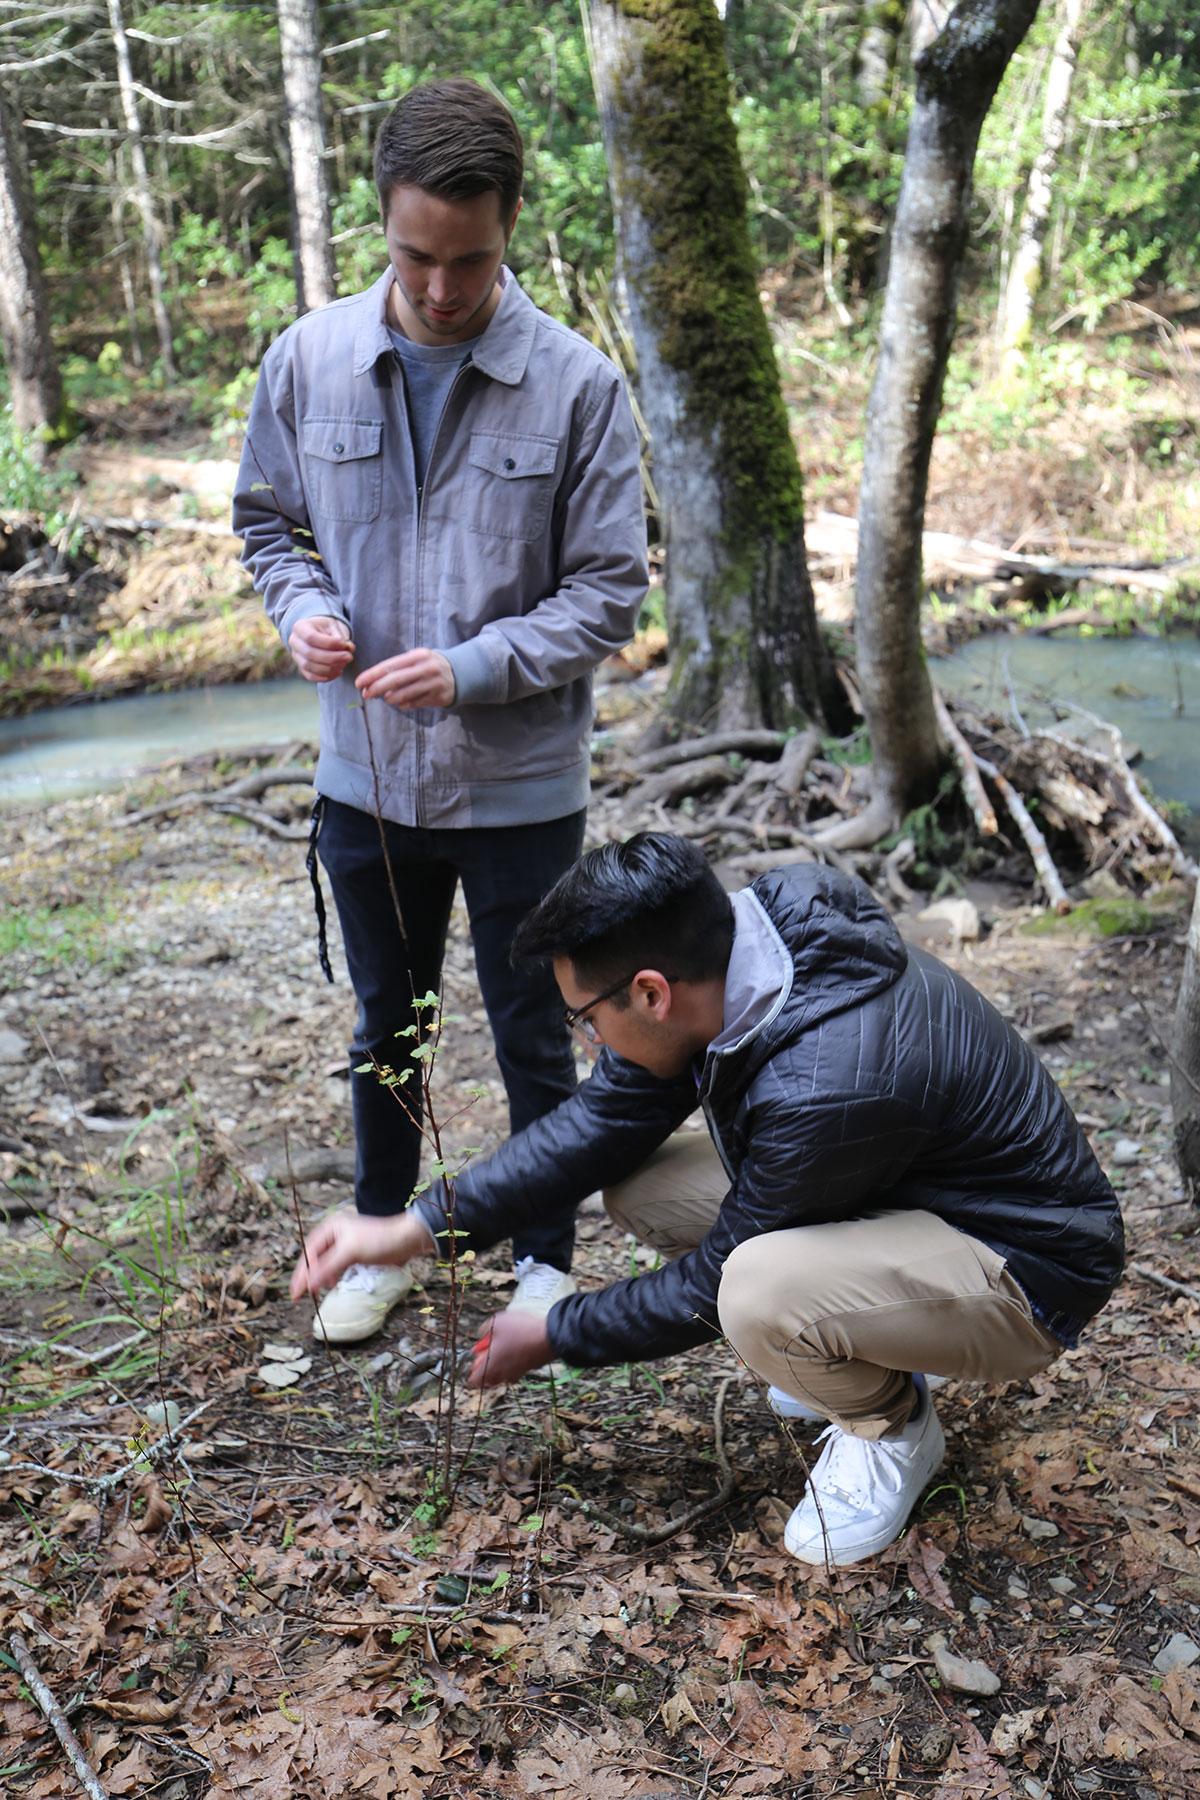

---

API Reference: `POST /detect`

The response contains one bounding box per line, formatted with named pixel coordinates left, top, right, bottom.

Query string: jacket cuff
left=279, top=591, right=348, bottom=650
left=444, top=637, right=503, bottom=705
left=412, top=1191, right=450, bottom=1251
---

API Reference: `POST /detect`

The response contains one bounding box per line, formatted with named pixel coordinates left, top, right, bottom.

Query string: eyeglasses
left=563, top=971, right=675, bottom=1045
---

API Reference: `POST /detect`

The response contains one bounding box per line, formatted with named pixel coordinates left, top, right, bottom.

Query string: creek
left=0, top=630, right=1197, bottom=817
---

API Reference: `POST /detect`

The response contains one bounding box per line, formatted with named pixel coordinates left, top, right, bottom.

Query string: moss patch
left=1020, top=895, right=1172, bottom=939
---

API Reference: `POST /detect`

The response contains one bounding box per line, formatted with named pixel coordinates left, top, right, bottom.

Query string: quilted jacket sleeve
left=412, top=1049, right=698, bottom=1257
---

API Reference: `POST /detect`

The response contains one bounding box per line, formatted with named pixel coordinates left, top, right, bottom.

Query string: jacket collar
left=353, top=265, right=536, bottom=385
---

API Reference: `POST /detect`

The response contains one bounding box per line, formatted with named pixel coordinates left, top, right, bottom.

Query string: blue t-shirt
left=388, top=329, right=472, bottom=489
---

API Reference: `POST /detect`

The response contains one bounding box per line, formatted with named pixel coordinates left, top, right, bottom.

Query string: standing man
left=292, top=835, right=1124, bottom=1567
left=235, top=80, right=648, bottom=1342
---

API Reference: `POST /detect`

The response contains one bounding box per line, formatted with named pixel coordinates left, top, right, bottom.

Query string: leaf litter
left=1, top=752, right=1199, bottom=1797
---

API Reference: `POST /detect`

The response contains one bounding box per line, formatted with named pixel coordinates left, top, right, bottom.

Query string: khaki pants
left=605, top=1132, right=1061, bottom=1437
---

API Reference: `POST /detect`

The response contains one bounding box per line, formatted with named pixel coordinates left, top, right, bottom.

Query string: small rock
left=1007, top=1581, right=1030, bottom=1600
left=363, top=1351, right=395, bottom=1375
left=1153, top=1632, right=1200, bottom=1674
left=1074, top=1777, right=1102, bottom=1795
left=969, top=1594, right=994, bottom=1616
left=1048, top=1575, right=1076, bottom=1595
left=1093, top=1602, right=1116, bottom=1617
left=916, top=1725, right=954, bottom=1768
left=1023, top=1779, right=1048, bottom=1800
left=918, top=897, right=981, bottom=941
left=1111, top=1138, right=1141, bottom=1166
left=0, top=1028, right=29, bottom=1064
left=258, top=1362, right=308, bottom=1388
left=611, top=1683, right=636, bottom=1705
left=1021, top=1515, right=1060, bottom=1542
left=928, top=1633, right=1002, bottom=1696
left=143, top=1399, right=181, bottom=1434
left=262, top=1341, right=305, bottom=1362
left=869, top=1675, right=895, bottom=1698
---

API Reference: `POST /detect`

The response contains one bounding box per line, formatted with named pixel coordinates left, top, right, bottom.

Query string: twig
left=285, top=1127, right=348, bottom=1403
left=976, top=755, right=1072, bottom=912
left=565, top=1374, right=737, bottom=1545
left=932, top=689, right=998, bottom=836
left=1130, top=1262, right=1200, bottom=1305
left=4, top=1401, right=213, bottom=1492
left=8, top=1632, right=109, bottom=1800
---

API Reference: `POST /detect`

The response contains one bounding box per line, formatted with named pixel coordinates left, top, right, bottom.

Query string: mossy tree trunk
left=585, top=0, right=843, bottom=733
left=828, top=0, right=1040, bottom=847
left=1173, top=881, right=1200, bottom=1205
left=0, top=84, right=62, bottom=445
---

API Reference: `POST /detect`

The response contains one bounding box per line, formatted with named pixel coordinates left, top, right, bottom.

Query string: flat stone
left=1111, top=1138, right=1142, bottom=1166
left=0, top=1029, right=29, bottom=1063
left=1021, top=1515, right=1060, bottom=1541
left=929, top=1634, right=1002, bottom=1696
left=1048, top=1576, right=1077, bottom=1595
left=969, top=1595, right=994, bottom=1616
left=918, top=897, right=981, bottom=941
left=1153, top=1632, right=1200, bottom=1674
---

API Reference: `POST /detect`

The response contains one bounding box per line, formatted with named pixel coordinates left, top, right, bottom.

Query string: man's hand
left=290, top=615, right=354, bottom=683
left=291, top=1208, right=432, bottom=1301
left=356, top=648, right=456, bottom=710
left=467, top=1310, right=553, bottom=1389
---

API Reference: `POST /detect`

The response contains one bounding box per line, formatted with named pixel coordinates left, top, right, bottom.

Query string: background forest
left=3, top=2, right=1199, bottom=446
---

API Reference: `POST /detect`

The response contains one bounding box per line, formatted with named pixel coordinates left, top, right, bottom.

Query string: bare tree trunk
left=859, top=2, right=905, bottom=108
left=107, top=0, right=176, bottom=381
left=585, top=0, right=843, bottom=733
left=1173, top=881, right=1200, bottom=1205
left=909, top=0, right=951, bottom=59
left=109, top=149, right=144, bottom=368
left=277, top=0, right=336, bottom=314
left=840, top=0, right=1040, bottom=845
left=0, top=84, right=62, bottom=443
left=998, top=0, right=1085, bottom=373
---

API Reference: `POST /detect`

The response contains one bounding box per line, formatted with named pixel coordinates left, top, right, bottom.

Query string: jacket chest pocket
left=467, top=432, right=559, bottom=543
left=301, top=418, right=383, bottom=522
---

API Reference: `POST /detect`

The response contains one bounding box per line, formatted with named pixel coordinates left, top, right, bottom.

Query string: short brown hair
left=374, top=79, right=524, bottom=219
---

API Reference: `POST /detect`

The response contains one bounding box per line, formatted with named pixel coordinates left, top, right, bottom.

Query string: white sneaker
left=784, top=1383, right=946, bottom=1567
left=311, top=1262, right=415, bottom=1343
left=507, top=1257, right=577, bottom=1318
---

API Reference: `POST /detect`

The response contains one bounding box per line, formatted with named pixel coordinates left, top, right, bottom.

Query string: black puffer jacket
left=418, top=865, right=1124, bottom=1367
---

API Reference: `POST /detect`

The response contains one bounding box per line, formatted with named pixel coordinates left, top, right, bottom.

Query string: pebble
left=1152, top=1632, right=1200, bottom=1674
left=0, top=1028, right=30, bottom=1063
left=1007, top=1581, right=1030, bottom=1600
left=1111, top=1138, right=1142, bottom=1165
left=969, top=1594, right=993, bottom=1616
left=1021, top=1515, right=1059, bottom=1541
left=1023, top=1780, right=1048, bottom=1799
left=1048, top=1575, right=1077, bottom=1595
left=928, top=1633, right=1002, bottom=1696
left=1074, top=1776, right=1102, bottom=1794
left=611, top=1683, right=636, bottom=1704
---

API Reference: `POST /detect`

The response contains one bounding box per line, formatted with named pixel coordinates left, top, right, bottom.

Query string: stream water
left=0, top=631, right=1197, bottom=816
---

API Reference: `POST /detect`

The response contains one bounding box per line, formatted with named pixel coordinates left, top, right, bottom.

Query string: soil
left=2, top=737, right=1199, bottom=1798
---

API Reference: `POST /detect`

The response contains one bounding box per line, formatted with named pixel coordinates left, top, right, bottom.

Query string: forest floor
left=2, top=725, right=1200, bottom=1799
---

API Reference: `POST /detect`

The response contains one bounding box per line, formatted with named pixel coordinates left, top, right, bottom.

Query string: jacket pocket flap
left=469, top=432, right=559, bottom=479
left=302, top=419, right=383, bottom=463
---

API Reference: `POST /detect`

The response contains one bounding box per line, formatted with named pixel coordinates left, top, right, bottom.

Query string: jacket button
left=503, top=457, right=515, bottom=470
left=333, top=441, right=344, bottom=455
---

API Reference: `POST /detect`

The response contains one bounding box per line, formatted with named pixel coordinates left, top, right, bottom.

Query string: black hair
left=511, top=833, right=734, bottom=998
left=374, top=79, right=524, bottom=219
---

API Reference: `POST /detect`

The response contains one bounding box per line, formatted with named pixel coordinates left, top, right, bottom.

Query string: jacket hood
left=702, top=863, right=907, bottom=1102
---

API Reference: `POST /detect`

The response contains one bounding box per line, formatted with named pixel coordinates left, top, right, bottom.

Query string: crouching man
left=291, top=834, right=1124, bottom=1567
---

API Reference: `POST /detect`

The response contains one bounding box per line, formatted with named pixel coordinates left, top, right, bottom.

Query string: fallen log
left=808, top=509, right=1199, bottom=597
left=632, top=728, right=786, bottom=774
left=976, top=755, right=1072, bottom=912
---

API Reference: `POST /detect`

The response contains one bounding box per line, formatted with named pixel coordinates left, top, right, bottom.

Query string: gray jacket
left=232, top=268, right=648, bottom=827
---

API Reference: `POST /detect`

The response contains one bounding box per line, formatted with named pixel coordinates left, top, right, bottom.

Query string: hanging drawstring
left=306, top=796, right=334, bottom=984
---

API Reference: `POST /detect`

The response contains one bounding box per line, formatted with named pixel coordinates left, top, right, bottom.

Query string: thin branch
left=565, top=1375, right=737, bottom=1545
left=8, top=1633, right=108, bottom=1800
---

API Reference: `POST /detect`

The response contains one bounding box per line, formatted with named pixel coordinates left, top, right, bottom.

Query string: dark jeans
left=316, top=797, right=585, bottom=1270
